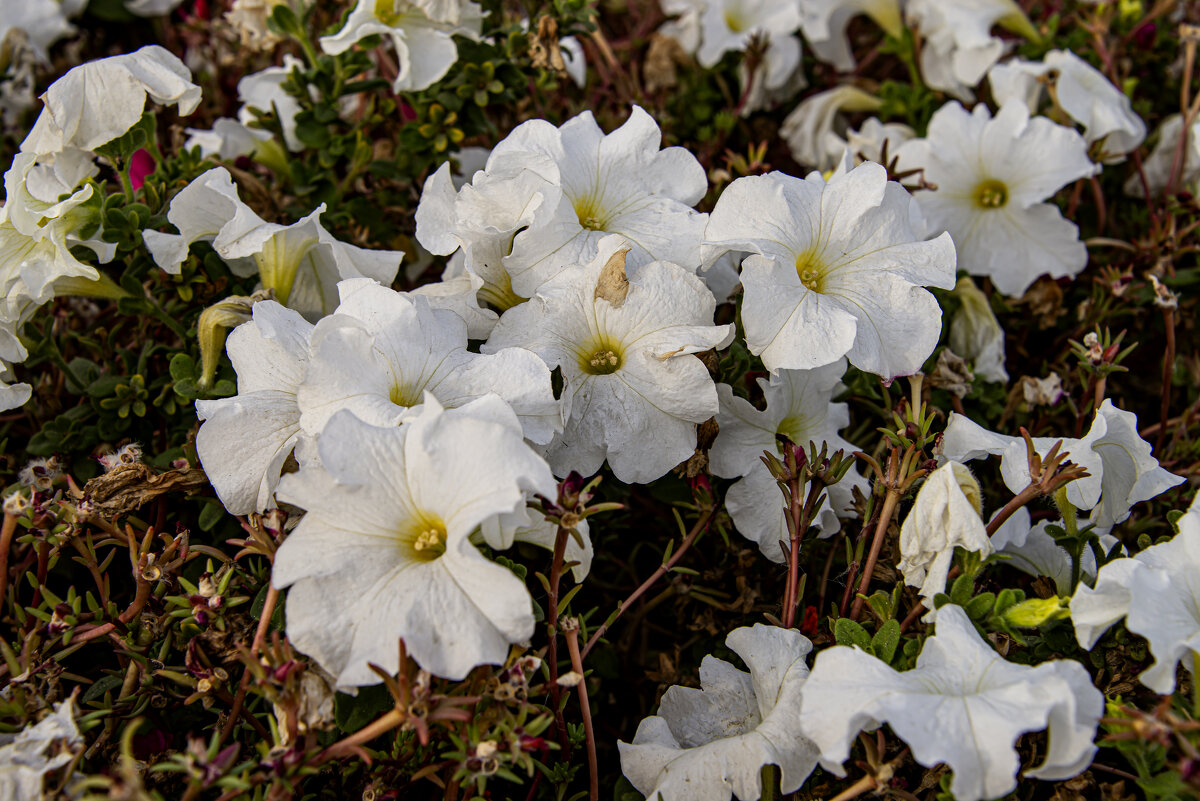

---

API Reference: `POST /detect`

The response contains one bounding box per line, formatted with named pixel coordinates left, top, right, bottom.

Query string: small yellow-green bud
left=1003, top=596, right=1070, bottom=628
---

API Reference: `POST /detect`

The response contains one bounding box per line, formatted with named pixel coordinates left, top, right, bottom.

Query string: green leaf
left=964, top=592, right=995, bottom=620
left=334, top=684, right=393, bottom=733
left=198, top=501, right=226, bottom=532
left=870, top=619, right=901, bottom=663
left=949, top=573, right=975, bottom=606
left=833, top=618, right=872, bottom=651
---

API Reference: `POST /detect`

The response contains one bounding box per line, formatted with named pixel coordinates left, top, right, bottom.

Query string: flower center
left=584, top=349, right=622, bottom=375
left=404, top=515, right=448, bottom=561
left=388, top=379, right=423, bottom=410
left=573, top=194, right=610, bottom=232
left=795, top=249, right=826, bottom=293
left=973, top=179, right=1009, bottom=209
left=373, top=0, right=407, bottom=26
left=723, top=8, right=747, bottom=32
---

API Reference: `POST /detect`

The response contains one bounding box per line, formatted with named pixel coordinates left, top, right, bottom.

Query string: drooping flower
left=143, top=167, right=402, bottom=318
left=319, top=0, right=483, bottom=92
left=1071, top=491, right=1200, bottom=694
left=779, top=85, right=884, bottom=171
left=1124, top=114, right=1200, bottom=198
left=905, top=0, right=1039, bottom=100
left=896, top=100, right=1100, bottom=297
left=949, top=275, right=1007, bottom=383
left=295, top=278, right=560, bottom=445
left=483, top=235, right=733, bottom=483
left=618, top=624, right=820, bottom=801
left=800, top=604, right=1104, bottom=801
left=0, top=150, right=111, bottom=308
left=703, top=160, right=956, bottom=377
left=988, top=49, right=1146, bottom=163
left=21, top=46, right=201, bottom=155
left=799, top=0, right=903, bottom=71
left=939, top=401, right=1184, bottom=530
left=896, top=461, right=992, bottom=610
left=708, top=359, right=866, bottom=561
left=195, top=301, right=313, bottom=516
left=477, top=105, right=709, bottom=297
left=273, top=395, right=556, bottom=683
left=0, top=697, right=82, bottom=801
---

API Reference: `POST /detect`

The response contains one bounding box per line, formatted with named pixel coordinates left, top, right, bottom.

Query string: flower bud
left=1002, top=596, right=1069, bottom=628
left=950, top=277, right=1008, bottom=384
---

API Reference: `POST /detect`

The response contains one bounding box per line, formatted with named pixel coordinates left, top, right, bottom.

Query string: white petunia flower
left=779, top=85, right=884, bottom=171
left=897, top=461, right=992, bottom=610
left=21, top=46, right=201, bottom=155
left=483, top=235, right=733, bottom=483
left=143, top=167, right=402, bottom=318
left=618, top=624, right=820, bottom=801
left=0, top=150, right=110, bottom=308
left=801, top=604, right=1103, bottom=801
left=296, top=278, right=559, bottom=444
left=906, top=0, right=1038, bottom=101
left=0, top=697, right=82, bottom=801
left=124, top=0, right=186, bottom=15
left=708, top=359, right=867, bottom=561
left=696, top=0, right=805, bottom=94
left=487, top=105, right=709, bottom=296
left=844, top=116, right=914, bottom=166
left=1124, top=114, right=1200, bottom=198
left=1071, top=492, right=1200, bottom=694
left=479, top=500, right=594, bottom=582
left=0, top=0, right=84, bottom=61
left=703, top=161, right=956, bottom=377
left=319, top=0, right=483, bottom=92
left=272, top=395, right=555, bottom=683
left=415, top=151, right=557, bottom=310
left=988, top=49, right=1146, bottom=163
left=800, top=0, right=903, bottom=71
left=940, top=401, right=1184, bottom=530
left=195, top=301, right=314, bottom=516
left=949, top=276, right=1007, bottom=383
left=0, top=363, right=31, bottom=413
left=183, top=56, right=308, bottom=159
left=896, top=100, right=1100, bottom=297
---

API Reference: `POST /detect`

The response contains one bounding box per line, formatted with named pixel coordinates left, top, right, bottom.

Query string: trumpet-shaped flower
left=988, top=49, right=1146, bottom=163
left=319, top=0, right=482, bottom=92
left=906, top=0, right=1038, bottom=101
left=273, top=395, right=555, bottom=683
left=940, top=401, right=1183, bottom=530
left=195, top=301, right=314, bottom=516
left=483, top=235, right=733, bottom=483
left=143, top=167, right=402, bottom=318
left=708, top=359, right=866, bottom=560
left=618, top=624, right=820, bottom=801
left=1071, top=492, right=1200, bottom=694
left=800, top=0, right=903, bottom=71
left=415, top=150, right=557, bottom=310
left=489, top=106, right=708, bottom=296
left=693, top=0, right=805, bottom=96
left=703, top=161, right=956, bottom=377
left=296, top=279, right=559, bottom=444
left=0, top=697, right=82, bottom=801
left=800, top=604, right=1103, bottom=801
left=896, top=100, right=1100, bottom=297
left=897, top=461, right=992, bottom=609
left=21, top=46, right=201, bottom=155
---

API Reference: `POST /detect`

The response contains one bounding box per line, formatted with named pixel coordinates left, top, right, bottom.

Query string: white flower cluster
left=0, top=46, right=201, bottom=410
